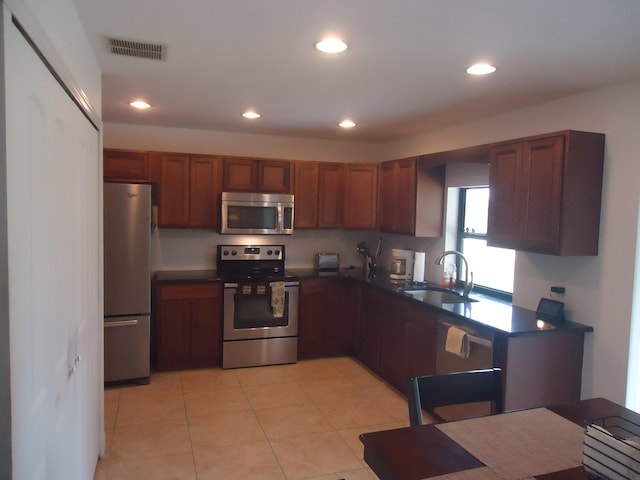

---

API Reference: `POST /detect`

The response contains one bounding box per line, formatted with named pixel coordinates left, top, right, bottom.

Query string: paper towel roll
left=413, top=251, right=425, bottom=283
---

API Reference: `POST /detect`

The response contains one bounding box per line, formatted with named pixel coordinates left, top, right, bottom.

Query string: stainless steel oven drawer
left=223, top=337, right=297, bottom=369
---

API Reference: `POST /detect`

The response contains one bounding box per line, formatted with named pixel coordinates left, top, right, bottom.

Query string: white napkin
left=446, top=326, right=470, bottom=358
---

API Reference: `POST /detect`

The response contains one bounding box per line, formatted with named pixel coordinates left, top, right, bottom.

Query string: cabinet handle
left=104, top=319, right=139, bottom=328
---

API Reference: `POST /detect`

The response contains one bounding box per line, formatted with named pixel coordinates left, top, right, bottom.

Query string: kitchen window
left=457, top=187, right=514, bottom=301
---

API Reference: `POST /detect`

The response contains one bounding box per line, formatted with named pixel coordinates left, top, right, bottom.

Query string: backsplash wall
left=151, top=227, right=443, bottom=280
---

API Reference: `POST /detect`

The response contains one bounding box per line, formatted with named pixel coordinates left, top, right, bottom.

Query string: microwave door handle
left=277, top=204, right=283, bottom=233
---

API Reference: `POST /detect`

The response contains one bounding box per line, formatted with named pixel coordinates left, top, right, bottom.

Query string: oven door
left=223, top=282, right=299, bottom=340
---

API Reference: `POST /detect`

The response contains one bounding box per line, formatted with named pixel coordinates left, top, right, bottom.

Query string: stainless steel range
left=217, top=244, right=299, bottom=369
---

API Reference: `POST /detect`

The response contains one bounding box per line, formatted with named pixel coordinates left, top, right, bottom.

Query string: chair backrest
left=407, top=368, right=503, bottom=426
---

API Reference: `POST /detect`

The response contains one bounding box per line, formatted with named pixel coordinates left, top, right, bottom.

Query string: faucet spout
left=435, top=250, right=474, bottom=298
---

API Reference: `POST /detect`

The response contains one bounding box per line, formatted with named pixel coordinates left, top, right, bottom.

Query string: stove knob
left=231, top=250, right=237, bottom=256
left=267, top=250, right=273, bottom=256
left=223, top=250, right=229, bottom=256
left=274, top=249, right=280, bottom=256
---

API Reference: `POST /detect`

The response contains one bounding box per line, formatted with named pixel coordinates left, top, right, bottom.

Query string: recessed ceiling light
left=466, top=63, right=497, bottom=75
left=315, top=38, right=348, bottom=53
left=129, top=100, right=151, bottom=109
left=242, top=111, right=261, bottom=119
left=339, top=119, right=356, bottom=128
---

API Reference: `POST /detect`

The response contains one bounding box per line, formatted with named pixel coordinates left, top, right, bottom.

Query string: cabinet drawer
left=300, top=279, right=327, bottom=295
left=160, top=283, right=220, bottom=300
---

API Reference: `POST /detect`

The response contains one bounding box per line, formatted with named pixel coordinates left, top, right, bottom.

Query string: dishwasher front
left=434, top=317, right=495, bottom=421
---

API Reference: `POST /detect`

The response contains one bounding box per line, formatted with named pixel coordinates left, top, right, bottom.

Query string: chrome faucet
left=435, top=250, right=474, bottom=298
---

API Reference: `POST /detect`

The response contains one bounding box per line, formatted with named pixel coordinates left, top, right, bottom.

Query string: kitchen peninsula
left=153, top=266, right=592, bottom=415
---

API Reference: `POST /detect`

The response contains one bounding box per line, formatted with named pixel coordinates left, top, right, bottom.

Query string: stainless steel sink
left=400, top=286, right=478, bottom=304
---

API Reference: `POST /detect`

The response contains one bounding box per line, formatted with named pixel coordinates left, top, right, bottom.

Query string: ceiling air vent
left=107, top=37, right=164, bottom=61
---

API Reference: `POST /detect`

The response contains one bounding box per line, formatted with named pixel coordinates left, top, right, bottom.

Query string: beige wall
left=104, top=122, right=383, bottom=163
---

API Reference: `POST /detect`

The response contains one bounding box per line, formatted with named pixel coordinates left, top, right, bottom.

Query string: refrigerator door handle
left=105, top=319, right=139, bottom=328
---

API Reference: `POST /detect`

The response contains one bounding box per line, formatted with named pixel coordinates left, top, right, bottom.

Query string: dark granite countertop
left=153, top=267, right=593, bottom=337
left=288, top=267, right=593, bottom=337
left=154, top=269, right=219, bottom=283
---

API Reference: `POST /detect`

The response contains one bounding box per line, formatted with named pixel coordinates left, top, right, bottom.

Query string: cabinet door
left=395, top=158, right=417, bottom=235
left=343, top=163, right=378, bottom=230
left=518, top=136, right=564, bottom=253
left=159, top=154, right=191, bottom=227
left=190, top=156, right=220, bottom=229
left=104, top=149, right=150, bottom=181
left=378, top=161, right=397, bottom=232
left=406, top=308, right=437, bottom=379
left=487, top=143, right=523, bottom=248
left=379, top=300, right=409, bottom=392
left=318, top=163, right=343, bottom=228
left=293, top=162, right=319, bottom=228
left=488, top=136, right=564, bottom=252
left=157, top=299, right=191, bottom=369
left=298, top=279, right=328, bottom=359
left=358, top=288, right=383, bottom=373
left=189, top=297, right=222, bottom=364
left=324, top=279, right=352, bottom=355
left=258, top=160, right=291, bottom=193
left=222, top=157, right=257, bottom=191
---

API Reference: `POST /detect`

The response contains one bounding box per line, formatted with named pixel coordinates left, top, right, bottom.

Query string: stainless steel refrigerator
left=104, top=182, right=152, bottom=383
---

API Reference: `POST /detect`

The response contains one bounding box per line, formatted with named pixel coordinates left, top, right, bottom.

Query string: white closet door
left=4, top=9, right=101, bottom=480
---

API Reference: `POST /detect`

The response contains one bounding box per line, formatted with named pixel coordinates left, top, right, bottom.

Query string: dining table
left=360, top=397, right=639, bottom=480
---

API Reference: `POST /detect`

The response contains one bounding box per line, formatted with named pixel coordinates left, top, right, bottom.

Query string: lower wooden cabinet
left=377, top=291, right=437, bottom=393
left=155, top=282, right=222, bottom=370
left=298, top=278, right=354, bottom=359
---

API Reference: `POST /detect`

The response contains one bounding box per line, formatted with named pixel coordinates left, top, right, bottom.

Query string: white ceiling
left=73, top=0, right=640, bottom=143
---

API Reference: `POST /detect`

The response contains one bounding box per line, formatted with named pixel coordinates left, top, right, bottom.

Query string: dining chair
left=407, top=368, right=504, bottom=426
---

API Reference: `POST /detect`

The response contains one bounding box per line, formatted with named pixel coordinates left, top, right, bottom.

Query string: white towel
left=270, top=282, right=285, bottom=318
left=446, top=326, right=470, bottom=358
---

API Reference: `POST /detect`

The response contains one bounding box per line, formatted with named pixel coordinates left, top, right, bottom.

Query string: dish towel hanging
left=270, top=281, right=285, bottom=318
left=446, top=326, right=470, bottom=359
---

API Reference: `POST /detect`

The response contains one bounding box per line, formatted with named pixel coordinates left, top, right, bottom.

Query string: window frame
left=456, top=187, right=513, bottom=302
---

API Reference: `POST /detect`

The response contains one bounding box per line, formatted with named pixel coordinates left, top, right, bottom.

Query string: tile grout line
left=180, top=371, right=201, bottom=480
left=236, top=368, right=295, bottom=480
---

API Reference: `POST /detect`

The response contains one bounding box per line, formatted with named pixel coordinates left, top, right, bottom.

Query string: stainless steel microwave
left=220, top=192, right=294, bottom=235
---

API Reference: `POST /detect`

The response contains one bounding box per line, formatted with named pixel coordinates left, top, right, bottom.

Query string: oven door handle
left=441, top=321, right=493, bottom=349
left=224, top=281, right=299, bottom=289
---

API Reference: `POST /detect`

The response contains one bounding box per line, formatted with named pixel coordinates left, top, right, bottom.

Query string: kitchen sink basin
left=400, top=286, right=478, bottom=304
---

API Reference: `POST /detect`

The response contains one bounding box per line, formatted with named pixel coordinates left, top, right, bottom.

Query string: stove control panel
left=218, top=245, right=284, bottom=261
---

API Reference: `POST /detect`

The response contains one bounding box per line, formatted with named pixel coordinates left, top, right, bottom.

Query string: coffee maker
left=389, top=248, right=414, bottom=282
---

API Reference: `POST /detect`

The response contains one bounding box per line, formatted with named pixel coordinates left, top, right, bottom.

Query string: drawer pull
left=105, top=319, right=139, bottom=328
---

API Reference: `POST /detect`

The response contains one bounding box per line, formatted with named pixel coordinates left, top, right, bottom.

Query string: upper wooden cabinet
left=293, top=161, right=343, bottom=229
left=379, top=158, right=417, bottom=235
left=104, top=148, right=150, bottom=181
left=222, top=157, right=291, bottom=193
left=293, top=162, right=319, bottom=229
left=318, top=163, right=343, bottom=228
left=343, top=163, right=378, bottom=230
left=379, top=157, right=445, bottom=237
left=487, top=130, right=605, bottom=255
left=156, top=153, right=220, bottom=229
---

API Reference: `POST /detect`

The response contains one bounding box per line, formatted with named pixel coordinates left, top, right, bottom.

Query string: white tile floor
left=95, top=357, right=417, bottom=480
